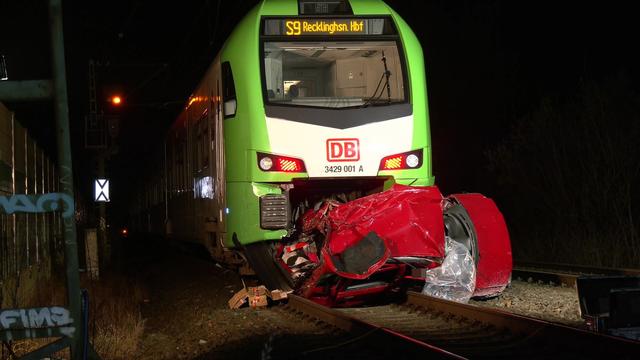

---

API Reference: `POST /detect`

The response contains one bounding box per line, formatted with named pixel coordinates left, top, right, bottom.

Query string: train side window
left=222, top=61, right=237, bottom=118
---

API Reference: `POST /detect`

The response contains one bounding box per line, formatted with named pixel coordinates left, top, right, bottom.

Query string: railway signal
left=94, top=178, right=110, bottom=202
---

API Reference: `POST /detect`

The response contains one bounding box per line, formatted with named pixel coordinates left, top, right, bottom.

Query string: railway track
left=513, top=261, right=640, bottom=287
left=261, top=301, right=455, bottom=359
left=274, top=291, right=639, bottom=359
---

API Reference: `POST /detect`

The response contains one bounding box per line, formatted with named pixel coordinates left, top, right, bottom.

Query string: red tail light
left=379, top=150, right=423, bottom=170
left=257, top=152, right=306, bottom=173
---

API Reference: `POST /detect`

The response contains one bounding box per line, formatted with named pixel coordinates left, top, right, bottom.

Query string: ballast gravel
left=470, top=280, right=584, bottom=327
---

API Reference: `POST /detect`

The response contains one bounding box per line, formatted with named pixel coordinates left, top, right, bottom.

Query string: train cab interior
left=263, top=41, right=406, bottom=108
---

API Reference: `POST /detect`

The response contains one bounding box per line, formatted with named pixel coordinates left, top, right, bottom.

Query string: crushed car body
left=277, top=185, right=512, bottom=307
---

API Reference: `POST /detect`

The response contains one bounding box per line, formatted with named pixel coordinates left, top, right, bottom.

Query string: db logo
left=326, top=138, right=360, bottom=162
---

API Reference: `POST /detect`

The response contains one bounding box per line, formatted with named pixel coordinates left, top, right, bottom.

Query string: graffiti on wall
left=0, top=306, right=74, bottom=341
left=0, top=192, right=74, bottom=218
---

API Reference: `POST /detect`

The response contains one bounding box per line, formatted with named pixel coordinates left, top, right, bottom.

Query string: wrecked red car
left=276, top=185, right=512, bottom=307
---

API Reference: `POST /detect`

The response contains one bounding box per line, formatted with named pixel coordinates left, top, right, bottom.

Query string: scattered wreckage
left=231, top=185, right=512, bottom=308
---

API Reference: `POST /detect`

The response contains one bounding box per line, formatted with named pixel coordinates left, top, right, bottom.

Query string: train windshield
left=263, top=41, right=405, bottom=108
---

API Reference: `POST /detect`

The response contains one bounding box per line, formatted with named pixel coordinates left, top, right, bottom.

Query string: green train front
left=222, top=0, right=433, bottom=248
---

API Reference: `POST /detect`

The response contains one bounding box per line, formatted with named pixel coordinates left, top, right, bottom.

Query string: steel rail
left=287, top=294, right=464, bottom=359
left=406, top=291, right=640, bottom=358
left=513, top=261, right=640, bottom=288
left=286, top=292, right=640, bottom=359
left=515, top=261, right=640, bottom=275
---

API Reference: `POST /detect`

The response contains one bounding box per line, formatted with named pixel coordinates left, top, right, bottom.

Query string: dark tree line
left=486, top=74, right=640, bottom=268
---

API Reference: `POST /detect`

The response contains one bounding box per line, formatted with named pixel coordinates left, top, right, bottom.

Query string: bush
left=486, top=75, right=640, bottom=268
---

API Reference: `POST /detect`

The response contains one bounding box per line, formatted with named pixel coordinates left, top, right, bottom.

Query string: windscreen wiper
left=361, top=51, right=392, bottom=107
left=381, top=50, right=392, bottom=103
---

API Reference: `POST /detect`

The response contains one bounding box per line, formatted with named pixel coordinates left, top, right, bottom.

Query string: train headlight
left=257, top=152, right=306, bottom=172
left=406, top=154, right=419, bottom=168
left=379, top=149, right=423, bottom=171
left=259, top=156, right=273, bottom=171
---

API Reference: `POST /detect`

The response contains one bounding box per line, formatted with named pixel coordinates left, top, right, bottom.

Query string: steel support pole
left=48, top=0, right=83, bottom=358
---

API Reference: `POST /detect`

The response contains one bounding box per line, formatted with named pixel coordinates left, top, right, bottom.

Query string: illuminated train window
left=263, top=41, right=405, bottom=108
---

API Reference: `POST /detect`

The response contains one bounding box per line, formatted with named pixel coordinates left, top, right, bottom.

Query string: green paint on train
left=140, top=0, right=434, bottom=261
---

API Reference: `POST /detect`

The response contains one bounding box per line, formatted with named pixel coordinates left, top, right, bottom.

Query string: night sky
left=1, top=0, right=639, bottom=230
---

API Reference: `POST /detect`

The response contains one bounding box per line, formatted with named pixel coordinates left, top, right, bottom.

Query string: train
left=131, top=0, right=512, bottom=306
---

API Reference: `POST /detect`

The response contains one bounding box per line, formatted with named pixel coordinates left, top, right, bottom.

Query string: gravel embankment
left=129, top=238, right=587, bottom=359
left=470, top=280, right=584, bottom=327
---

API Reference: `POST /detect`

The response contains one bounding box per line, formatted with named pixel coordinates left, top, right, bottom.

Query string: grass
left=85, top=275, right=146, bottom=359
left=5, top=272, right=146, bottom=360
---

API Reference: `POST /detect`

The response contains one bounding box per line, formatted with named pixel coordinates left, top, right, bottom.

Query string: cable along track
left=283, top=292, right=640, bottom=359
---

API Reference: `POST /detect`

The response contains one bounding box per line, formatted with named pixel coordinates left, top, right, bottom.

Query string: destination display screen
left=263, top=18, right=397, bottom=36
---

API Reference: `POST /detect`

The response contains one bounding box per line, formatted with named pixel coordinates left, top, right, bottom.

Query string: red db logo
left=326, top=138, right=360, bottom=162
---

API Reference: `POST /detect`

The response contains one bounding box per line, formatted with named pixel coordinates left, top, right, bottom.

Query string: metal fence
left=0, top=102, right=63, bottom=284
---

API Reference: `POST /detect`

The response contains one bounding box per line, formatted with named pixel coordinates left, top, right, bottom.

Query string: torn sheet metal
left=286, top=185, right=511, bottom=307
left=281, top=236, right=320, bottom=281
left=422, top=237, right=476, bottom=303
left=451, top=193, right=512, bottom=297
left=326, top=184, right=445, bottom=260
left=301, top=199, right=340, bottom=234
left=325, top=231, right=389, bottom=280
left=297, top=185, right=449, bottom=305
